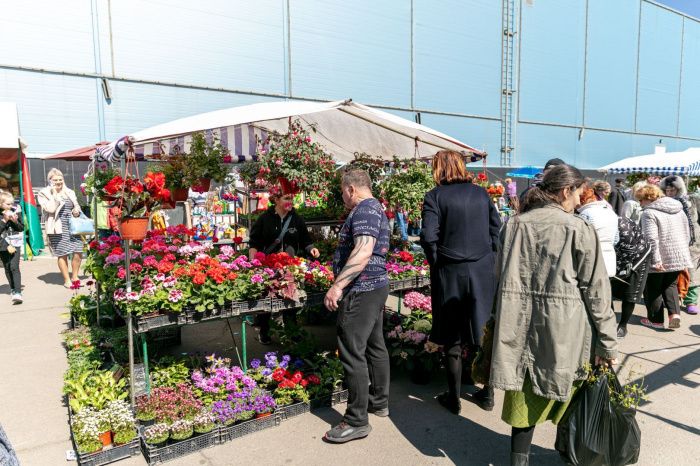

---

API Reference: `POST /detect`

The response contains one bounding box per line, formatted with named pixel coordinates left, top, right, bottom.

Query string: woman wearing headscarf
left=420, top=150, right=501, bottom=415
left=659, top=175, right=700, bottom=315
left=490, top=165, right=618, bottom=466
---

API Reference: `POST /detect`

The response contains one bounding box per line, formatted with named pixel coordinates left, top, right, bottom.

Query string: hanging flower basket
left=191, top=178, right=211, bottom=193
left=171, top=188, right=189, bottom=202
left=119, top=217, right=149, bottom=241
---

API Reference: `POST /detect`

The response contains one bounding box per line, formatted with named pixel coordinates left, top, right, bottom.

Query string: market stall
left=63, top=99, right=486, bottom=465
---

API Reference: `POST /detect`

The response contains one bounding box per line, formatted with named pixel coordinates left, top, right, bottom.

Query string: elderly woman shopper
left=420, top=150, right=501, bottom=415
left=659, top=175, right=700, bottom=315
left=37, top=169, right=83, bottom=288
left=577, top=187, right=619, bottom=277
left=638, top=184, right=693, bottom=329
left=490, top=165, right=618, bottom=466
left=621, top=181, right=647, bottom=224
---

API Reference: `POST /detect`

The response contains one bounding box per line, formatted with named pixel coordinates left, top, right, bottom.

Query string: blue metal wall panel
left=636, top=2, right=683, bottom=135
left=516, top=123, right=579, bottom=168
left=678, top=18, right=700, bottom=137
left=585, top=0, right=639, bottom=131
left=413, top=0, right=502, bottom=117
left=0, top=70, right=100, bottom=153
left=108, top=0, right=287, bottom=94
left=420, top=114, right=500, bottom=161
left=103, top=82, right=281, bottom=140
left=290, top=0, right=411, bottom=107
left=519, top=0, right=586, bottom=126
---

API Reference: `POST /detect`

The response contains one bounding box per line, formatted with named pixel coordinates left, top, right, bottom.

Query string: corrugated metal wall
left=1, top=0, right=699, bottom=169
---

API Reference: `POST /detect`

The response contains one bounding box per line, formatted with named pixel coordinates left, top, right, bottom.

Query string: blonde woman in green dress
left=489, top=165, right=618, bottom=466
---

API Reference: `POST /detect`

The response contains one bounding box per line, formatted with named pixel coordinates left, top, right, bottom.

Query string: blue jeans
left=395, top=212, right=408, bottom=241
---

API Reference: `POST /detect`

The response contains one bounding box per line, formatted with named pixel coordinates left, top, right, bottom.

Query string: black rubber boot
left=510, top=452, right=529, bottom=466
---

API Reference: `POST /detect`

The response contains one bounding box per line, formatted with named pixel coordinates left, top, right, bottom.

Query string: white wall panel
left=103, top=82, right=281, bottom=139
left=290, top=0, right=411, bottom=107
left=0, top=70, right=100, bottom=153
left=109, top=0, right=286, bottom=94
left=0, top=0, right=95, bottom=72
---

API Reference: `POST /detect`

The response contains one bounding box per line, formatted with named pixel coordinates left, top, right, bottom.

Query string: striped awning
left=133, top=125, right=268, bottom=162
left=599, top=148, right=700, bottom=176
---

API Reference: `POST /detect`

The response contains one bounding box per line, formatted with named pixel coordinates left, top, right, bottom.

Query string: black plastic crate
left=185, top=305, right=231, bottom=324
left=230, top=298, right=272, bottom=316
left=270, top=297, right=304, bottom=312
left=310, top=389, right=349, bottom=410
left=133, top=312, right=186, bottom=333
left=140, top=428, right=220, bottom=465
left=278, top=402, right=310, bottom=421
left=414, top=276, right=431, bottom=288
left=389, top=277, right=416, bottom=292
left=77, top=438, right=141, bottom=466
left=304, top=292, right=325, bottom=308
left=219, top=414, right=281, bottom=443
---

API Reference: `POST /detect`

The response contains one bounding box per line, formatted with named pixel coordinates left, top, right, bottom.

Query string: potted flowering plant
left=169, top=419, right=194, bottom=441
left=102, top=171, right=171, bottom=240
left=192, top=410, right=216, bottom=434
left=257, top=119, right=336, bottom=198
left=250, top=388, right=276, bottom=418
left=106, top=400, right=137, bottom=445
left=135, top=395, right=156, bottom=425
left=143, top=423, right=170, bottom=447
left=179, top=132, right=229, bottom=193
left=154, top=157, right=189, bottom=201
left=271, top=368, right=311, bottom=406
left=71, top=407, right=103, bottom=454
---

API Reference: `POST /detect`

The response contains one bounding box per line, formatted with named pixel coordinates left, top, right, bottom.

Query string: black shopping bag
left=555, top=368, right=641, bottom=466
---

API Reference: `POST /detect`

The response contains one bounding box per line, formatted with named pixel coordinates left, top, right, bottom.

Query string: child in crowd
left=0, top=191, right=23, bottom=304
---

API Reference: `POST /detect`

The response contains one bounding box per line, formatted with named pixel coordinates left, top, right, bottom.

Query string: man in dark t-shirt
left=323, top=169, right=390, bottom=444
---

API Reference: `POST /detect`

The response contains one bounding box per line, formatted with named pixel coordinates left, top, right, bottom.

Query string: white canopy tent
left=599, top=146, right=700, bottom=176
left=96, top=99, right=485, bottom=164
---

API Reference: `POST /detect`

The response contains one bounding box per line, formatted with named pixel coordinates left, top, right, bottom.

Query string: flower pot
left=137, top=418, right=155, bottom=427
left=256, top=412, right=272, bottom=419
left=191, top=178, right=211, bottom=193
left=119, top=217, right=149, bottom=241
left=98, top=430, right=112, bottom=447
left=409, top=361, right=432, bottom=385
left=171, top=188, right=189, bottom=202
left=147, top=439, right=167, bottom=449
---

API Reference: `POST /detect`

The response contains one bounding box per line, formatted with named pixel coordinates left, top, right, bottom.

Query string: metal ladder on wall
left=501, top=0, right=518, bottom=166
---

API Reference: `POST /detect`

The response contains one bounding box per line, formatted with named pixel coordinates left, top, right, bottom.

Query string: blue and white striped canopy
left=599, top=148, right=700, bottom=176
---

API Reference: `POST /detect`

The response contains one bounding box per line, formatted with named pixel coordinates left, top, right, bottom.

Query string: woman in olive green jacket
left=489, top=165, right=618, bottom=466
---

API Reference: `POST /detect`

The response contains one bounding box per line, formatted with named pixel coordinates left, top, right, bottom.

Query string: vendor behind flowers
left=248, top=178, right=320, bottom=344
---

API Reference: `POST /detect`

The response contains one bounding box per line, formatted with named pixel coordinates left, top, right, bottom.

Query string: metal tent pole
left=92, top=160, right=100, bottom=324
left=17, top=143, right=27, bottom=261
left=125, top=239, right=136, bottom=406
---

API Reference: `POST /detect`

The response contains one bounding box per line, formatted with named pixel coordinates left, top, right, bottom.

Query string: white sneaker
left=11, top=293, right=22, bottom=304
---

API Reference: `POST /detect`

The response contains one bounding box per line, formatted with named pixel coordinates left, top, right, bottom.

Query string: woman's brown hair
left=520, top=164, right=586, bottom=213
left=431, top=150, right=470, bottom=185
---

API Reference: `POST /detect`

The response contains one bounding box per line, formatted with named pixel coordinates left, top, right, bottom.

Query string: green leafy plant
left=180, top=132, right=229, bottom=187
left=64, top=370, right=128, bottom=413
left=82, top=163, right=120, bottom=201
left=382, top=158, right=434, bottom=222
left=347, top=152, right=386, bottom=196
left=153, top=156, right=189, bottom=191
left=151, top=359, right=190, bottom=388
left=112, top=428, right=137, bottom=445
left=583, top=363, right=648, bottom=409
left=143, top=423, right=170, bottom=445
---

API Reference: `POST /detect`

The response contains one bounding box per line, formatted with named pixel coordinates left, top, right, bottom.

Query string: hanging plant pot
left=191, top=178, right=211, bottom=193
left=98, top=430, right=112, bottom=447
left=119, top=217, right=149, bottom=241
left=171, top=188, right=189, bottom=202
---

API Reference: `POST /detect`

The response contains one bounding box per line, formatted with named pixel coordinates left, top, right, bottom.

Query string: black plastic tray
left=140, top=428, right=220, bottom=465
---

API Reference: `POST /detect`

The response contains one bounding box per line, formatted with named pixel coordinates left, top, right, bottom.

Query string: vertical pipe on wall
left=107, top=0, right=116, bottom=78
left=410, top=0, right=415, bottom=111
left=676, top=18, right=685, bottom=138
left=283, top=0, right=292, bottom=97
left=633, top=0, right=643, bottom=132
left=90, top=0, right=106, bottom=141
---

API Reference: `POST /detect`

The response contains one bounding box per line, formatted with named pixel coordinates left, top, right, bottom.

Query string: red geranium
left=398, top=251, right=414, bottom=263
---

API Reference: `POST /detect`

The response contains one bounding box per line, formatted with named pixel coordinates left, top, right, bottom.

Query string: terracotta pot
left=256, top=412, right=272, bottom=419
left=98, top=431, right=112, bottom=447
left=190, top=178, right=211, bottom=193
left=170, top=188, right=189, bottom=202
left=119, top=217, right=149, bottom=241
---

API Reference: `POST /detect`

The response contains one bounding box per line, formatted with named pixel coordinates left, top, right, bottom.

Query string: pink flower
left=168, top=289, right=183, bottom=303
left=250, top=274, right=264, bottom=284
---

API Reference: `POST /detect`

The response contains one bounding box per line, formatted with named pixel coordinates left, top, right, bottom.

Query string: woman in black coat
left=420, top=150, right=501, bottom=415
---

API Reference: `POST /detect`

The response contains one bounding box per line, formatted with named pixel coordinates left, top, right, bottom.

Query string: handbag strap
left=264, top=214, right=293, bottom=254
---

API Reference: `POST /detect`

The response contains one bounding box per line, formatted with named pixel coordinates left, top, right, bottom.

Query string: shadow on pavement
left=37, top=272, right=65, bottom=286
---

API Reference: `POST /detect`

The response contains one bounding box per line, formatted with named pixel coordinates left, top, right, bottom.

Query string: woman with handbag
left=248, top=179, right=319, bottom=344
left=490, top=165, right=618, bottom=466
left=0, top=191, right=23, bottom=304
left=37, top=168, right=84, bottom=288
